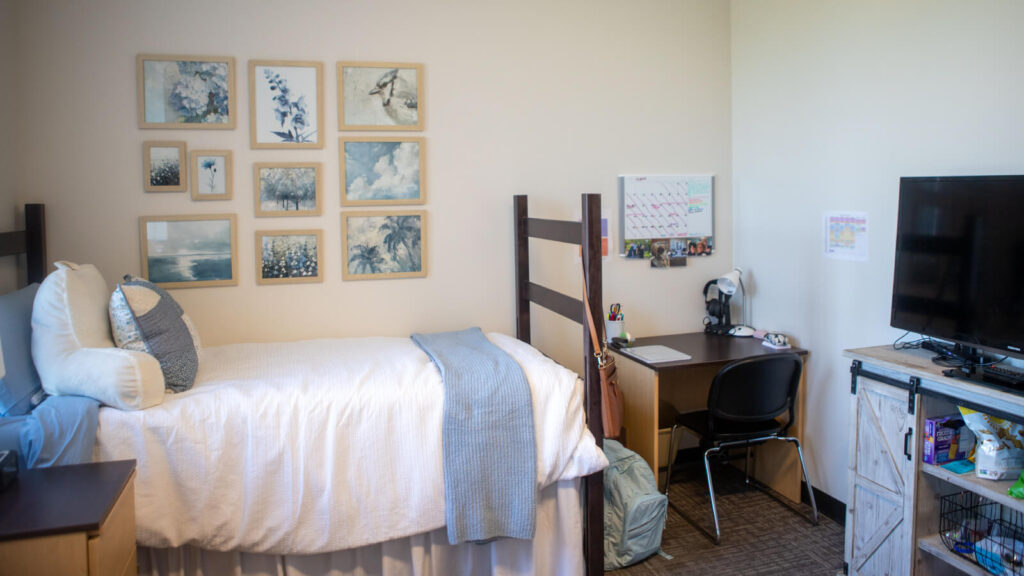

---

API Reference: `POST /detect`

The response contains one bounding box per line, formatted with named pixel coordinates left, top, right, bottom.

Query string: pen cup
left=606, top=319, right=625, bottom=340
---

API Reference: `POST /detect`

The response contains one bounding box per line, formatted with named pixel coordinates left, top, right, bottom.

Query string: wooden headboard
left=512, top=193, right=603, bottom=576
left=0, top=204, right=46, bottom=285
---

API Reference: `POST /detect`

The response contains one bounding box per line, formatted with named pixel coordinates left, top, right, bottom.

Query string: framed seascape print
left=137, top=54, right=236, bottom=129
left=190, top=150, right=233, bottom=201
left=249, top=60, right=324, bottom=149
left=254, top=162, right=322, bottom=217
left=340, top=137, right=425, bottom=206
left=256, top=229, right=323, bottom=285
left=342, top=210, right=426, bottom=280
left=140, top=214, right=238, bottom=289
left=143, top=141, right=187, bottom=192
left=338, top=62, right=424, bottom=131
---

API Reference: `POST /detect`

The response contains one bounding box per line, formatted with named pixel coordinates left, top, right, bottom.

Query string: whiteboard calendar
left=617, top=174, right=714, bottom=256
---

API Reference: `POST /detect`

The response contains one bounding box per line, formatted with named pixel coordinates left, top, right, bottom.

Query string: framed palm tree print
left=342, top=210, right=426, bottom=280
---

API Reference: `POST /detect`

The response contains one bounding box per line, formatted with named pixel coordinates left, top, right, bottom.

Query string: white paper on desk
left=622, top=345, right=691, bottom=363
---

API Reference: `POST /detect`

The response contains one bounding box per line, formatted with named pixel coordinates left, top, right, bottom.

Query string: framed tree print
left=342, top=210, right=426, bottom=280
left=338, top=61, right=423, bottom=131
left=140, top=214, right=238, bottom=289
left=190, top=150, right=233, bottom=200
left=249, top=60, right=324, bottom=149
left=137, top=54, right=235, bottom=129
left=254, top=162, right=322, bottom=217
left=340, top=137, right=425, bottom=206
left=256, top=229, right=323, bottom=285
left=143, top=141, right=187, bottom=192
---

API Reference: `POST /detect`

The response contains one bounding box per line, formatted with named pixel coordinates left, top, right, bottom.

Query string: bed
left=0, top=195, right=607, bottom=576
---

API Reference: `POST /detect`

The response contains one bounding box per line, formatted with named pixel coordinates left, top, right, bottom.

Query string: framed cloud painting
left=342, top=210, right=426, bottom=280
left=137, top=54, right=235, bottom=129
left=340, top=137, right=425, bottom=206
left=190, top=150, right=233, bottom=200
left=338, top=62, right=423, bottom=131
left=256, top=229, right=323, bottom=285
left=254, top=162, right=322, bottom=217
left=140, top=214, right=238, bottom=289
left=143, top=141, right=187, bottom=192
left=250, top=60, right=324, bottom=149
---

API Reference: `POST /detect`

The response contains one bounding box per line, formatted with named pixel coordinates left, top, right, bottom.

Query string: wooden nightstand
left=0, top=459, right=137, bottom=576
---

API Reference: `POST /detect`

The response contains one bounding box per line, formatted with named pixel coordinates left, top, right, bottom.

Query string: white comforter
left=94, top=333, right=607, bottom=554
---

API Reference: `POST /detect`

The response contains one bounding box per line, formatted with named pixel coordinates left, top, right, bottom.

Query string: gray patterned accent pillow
left=109, top=276, right=201, bottom=392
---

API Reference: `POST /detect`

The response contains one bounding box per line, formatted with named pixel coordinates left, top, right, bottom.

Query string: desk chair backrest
left=706, top=353, right=803, bottom=435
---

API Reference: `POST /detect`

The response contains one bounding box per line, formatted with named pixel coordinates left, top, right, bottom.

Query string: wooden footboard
left=0, top=204, right=46, bottom=284
left=514, top=194, right=603, bottom=576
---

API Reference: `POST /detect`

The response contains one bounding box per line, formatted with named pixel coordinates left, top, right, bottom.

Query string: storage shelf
left=918, top=534, right=990, bottom=576
left=921, top=463, right=1024, bottom=514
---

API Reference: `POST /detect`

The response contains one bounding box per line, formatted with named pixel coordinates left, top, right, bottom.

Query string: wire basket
left=940, top=491, right=1024, bottom=575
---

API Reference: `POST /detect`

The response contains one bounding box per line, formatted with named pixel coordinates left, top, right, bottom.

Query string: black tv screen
left=891, top=175, right=1024, bottom=357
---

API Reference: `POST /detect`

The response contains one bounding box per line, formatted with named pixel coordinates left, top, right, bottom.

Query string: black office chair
left=663, top=352, right=818, bottom=543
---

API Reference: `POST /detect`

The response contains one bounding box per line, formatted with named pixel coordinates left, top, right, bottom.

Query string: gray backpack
left=603, top=439, right=668, bottom=570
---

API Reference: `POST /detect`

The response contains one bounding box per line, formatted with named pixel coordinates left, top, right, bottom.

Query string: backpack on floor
left=603, top=439, right=668, bottom=570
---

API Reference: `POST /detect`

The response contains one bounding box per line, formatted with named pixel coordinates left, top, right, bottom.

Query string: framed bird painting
left=338, top=62, right=424, bottom=131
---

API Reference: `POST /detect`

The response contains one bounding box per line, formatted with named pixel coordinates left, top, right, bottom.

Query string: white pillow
left=31, top=261, right=164, bottom=410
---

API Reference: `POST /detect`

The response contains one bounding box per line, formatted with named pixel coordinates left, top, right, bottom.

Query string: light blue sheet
left=0, top=395, right=98, bottom=469
left=411, top=327, right=537, bottom=544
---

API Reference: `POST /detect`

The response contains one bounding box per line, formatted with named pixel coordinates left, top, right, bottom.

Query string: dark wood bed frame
left=0, top=204, right=46, bottom=284
left=514, top=194, right=604, bottom=576
left=4, top=200, right=603, bottom=573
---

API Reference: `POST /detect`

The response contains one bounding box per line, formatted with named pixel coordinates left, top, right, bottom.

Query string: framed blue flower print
left=249, top=60, right=324, bottom=149
left=137, top=54, right=236, bottom=129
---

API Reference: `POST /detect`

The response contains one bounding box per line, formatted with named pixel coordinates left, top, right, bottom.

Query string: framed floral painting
left=254, top=162, right=322, bottom=217
left=190, top=150, right=233, bottom=201
left=249, top=60, right=324, bottom=149
left=338, top=61, right=423, bottom=131
left=140, top=214, right=238, bottom=289
left=137, top=54, right=236, bottom=129
left=342, top=210, right=426, bottom=280
left=340, top=137, right=425, bottom=206
left=143, top=141, right=187, bottom=192
left=256, top=229, right=323, bottom=285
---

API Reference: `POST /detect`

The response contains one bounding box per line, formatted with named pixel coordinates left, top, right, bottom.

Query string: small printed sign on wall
left=824, top=211, right=868, bottom=261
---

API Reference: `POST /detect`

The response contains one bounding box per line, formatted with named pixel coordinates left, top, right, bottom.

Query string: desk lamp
left=717, top=268, right=755, bottom=337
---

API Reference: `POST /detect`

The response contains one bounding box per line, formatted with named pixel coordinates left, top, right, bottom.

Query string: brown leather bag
left=582, top=272, right=624, bottom=440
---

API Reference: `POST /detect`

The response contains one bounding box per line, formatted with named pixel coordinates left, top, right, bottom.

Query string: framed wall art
left=140, top=214, right=238, bottom=289
left=256, top=229, right=323, bottom=285
left=342, top=210, right=426, bottom=280
left=340, top=137, right=425, bottom=206
left=249, top=60, right=324, bottom=149
left=190, top=150, right=233, bottom=200
left=254, top=162, right=322, bottom=217
left=143, top=141, right=187, bottom=192
left=338, top=61, right=423, bottom=131
left=137, top=54, right=236, bottom=129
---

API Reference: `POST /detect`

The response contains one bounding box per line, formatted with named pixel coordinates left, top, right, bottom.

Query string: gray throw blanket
left=411, top=327, right=537, bottom=544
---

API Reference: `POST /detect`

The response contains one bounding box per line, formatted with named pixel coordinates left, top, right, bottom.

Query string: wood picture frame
left=342, top=210, right=427, bottom=280
left=143, top=141, right=187, bottom=192
left=140, top=214, right=238, bottom=289
left=340, top=136, right=426, bottom=206
left=249, top=60, right=324, bottom=149
left=137, top=54, right=236, bottom=129
left=256, top=229, right=324, bottom=285
left=254, top=162, right=323, bottom=217
left=338, top=61, right=424, bottom=131
left=190, top=150, right=233, bottom=201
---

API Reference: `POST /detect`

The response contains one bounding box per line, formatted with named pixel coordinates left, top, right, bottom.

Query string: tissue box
left=923, top=415, right=975, bottom=465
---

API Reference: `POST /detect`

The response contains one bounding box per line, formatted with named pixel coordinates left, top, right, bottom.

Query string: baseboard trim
left=802, top=482, right=846, bottom=526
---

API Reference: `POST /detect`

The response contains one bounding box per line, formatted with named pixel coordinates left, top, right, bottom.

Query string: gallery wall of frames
left=137, top=54, right=427, bottom=288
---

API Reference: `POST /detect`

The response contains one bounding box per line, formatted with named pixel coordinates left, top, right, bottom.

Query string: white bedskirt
left=138, top=478, right=585, bottom=576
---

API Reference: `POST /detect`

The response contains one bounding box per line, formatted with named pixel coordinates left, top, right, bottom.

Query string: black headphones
left=703, top=279, right=731, bottom=331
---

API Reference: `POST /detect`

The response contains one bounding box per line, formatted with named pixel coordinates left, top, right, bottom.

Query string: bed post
left=581, top=193, right=604, bottom=576
left=25, top=204, right=46, bottom=284
left=514, top=195, right=530, bottom=343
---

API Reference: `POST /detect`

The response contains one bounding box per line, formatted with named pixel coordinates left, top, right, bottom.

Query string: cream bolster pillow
left=31, top=261, right=165, bottom=411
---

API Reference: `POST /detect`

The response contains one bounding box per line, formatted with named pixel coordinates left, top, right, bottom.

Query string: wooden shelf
left=921, top=463, right=1024, bottom=514
left=917, top=534, right=990, bottom=576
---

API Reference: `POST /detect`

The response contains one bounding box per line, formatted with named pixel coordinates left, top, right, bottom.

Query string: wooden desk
left=610, top=332, right=808, bottom=501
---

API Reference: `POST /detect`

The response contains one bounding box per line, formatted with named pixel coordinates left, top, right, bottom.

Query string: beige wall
left=732, top=0, right=1024, bottom=500
left=0, top=0, right=18, bottom=291
left=8, top=0, right=732, bottom=373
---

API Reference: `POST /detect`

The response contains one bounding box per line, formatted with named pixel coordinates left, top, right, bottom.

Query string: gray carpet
left=608, top=461, right=845, bottom=576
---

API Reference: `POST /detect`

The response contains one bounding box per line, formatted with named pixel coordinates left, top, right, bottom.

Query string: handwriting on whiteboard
left=621, top=175, right=713, bottom=240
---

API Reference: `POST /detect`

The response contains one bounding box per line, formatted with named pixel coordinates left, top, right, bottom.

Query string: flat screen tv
left=891, top=175, right=1024, bottom=359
